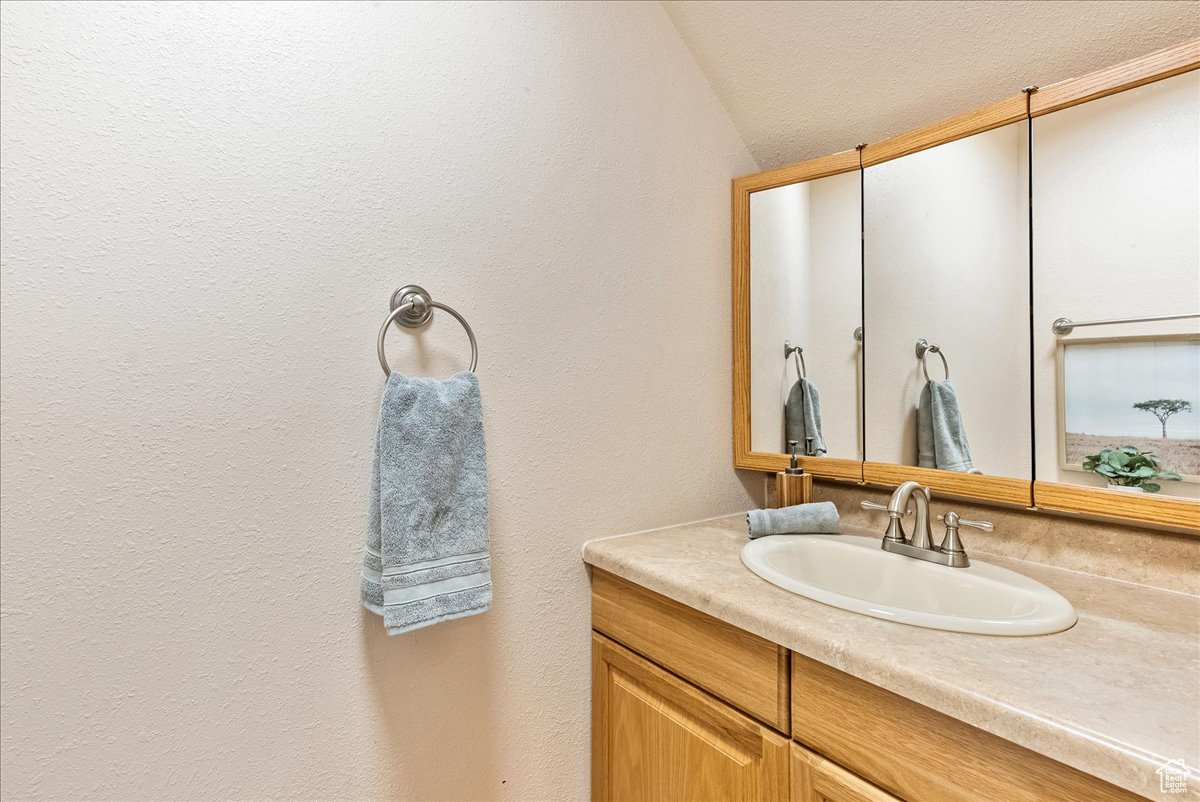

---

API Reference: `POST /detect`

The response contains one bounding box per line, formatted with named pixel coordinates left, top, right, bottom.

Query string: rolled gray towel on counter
left=746, top=501, right=840, bottom=539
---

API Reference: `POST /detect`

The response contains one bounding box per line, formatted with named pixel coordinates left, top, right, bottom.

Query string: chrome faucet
left=861, top=481, right=993, bottom=568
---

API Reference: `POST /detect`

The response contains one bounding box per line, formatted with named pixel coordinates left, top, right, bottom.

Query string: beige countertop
left=582, top=514, right=1200, bottom=801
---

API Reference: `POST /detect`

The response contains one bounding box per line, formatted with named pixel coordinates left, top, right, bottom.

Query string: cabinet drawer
left=591, top=569, right=789, bottom=731
left=791, top=654, right=1143, bottom=802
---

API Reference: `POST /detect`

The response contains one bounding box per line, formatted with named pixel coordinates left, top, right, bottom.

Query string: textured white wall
left=0, top=2, right=757, bottom=800
left=1033, top=71, right=1200, bottom=499
left=864, top=122, right=1031, bottom=478
left=748, top=174, right=860, bottom=458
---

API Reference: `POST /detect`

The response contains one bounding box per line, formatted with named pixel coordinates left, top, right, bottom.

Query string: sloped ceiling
left=661, top=0, right=1200, bottom=169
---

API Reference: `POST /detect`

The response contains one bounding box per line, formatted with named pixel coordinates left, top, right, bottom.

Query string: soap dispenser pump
left=774, top=440, right=813, bottom=508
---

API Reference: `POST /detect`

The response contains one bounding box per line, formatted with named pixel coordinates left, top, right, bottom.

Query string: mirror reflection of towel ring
left=915, top=338, right=949, bottom=382
left=784, top=340, right=807, bottom=380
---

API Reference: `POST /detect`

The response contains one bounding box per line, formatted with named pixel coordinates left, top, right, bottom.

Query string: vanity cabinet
left=592, top=635, right=894, bottom=802
left=591, top=569, right=1145, bottom=802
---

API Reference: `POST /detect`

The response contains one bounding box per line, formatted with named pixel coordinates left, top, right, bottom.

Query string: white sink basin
left=741, top=534, right=1077, bottom=636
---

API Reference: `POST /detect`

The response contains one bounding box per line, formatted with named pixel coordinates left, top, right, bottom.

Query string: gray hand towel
left=917, top=380, right=975, bottom=472
left=785, top=378, right=827, bottom=456
left=746, top=501, right=840, bottom=539
left=361, top=371, right=491, bottom=635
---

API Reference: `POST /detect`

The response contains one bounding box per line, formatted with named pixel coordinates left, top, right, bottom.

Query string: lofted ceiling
left=660, top=0, right=1200, bottom=169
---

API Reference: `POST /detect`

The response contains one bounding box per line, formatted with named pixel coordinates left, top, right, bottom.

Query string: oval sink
left=741, top=534, right=1077, bottom=636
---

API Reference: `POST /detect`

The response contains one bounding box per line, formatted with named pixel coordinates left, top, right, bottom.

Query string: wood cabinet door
left=592, top=633, right=789, bottom=802
left=791, top=743, right=901, bottom=802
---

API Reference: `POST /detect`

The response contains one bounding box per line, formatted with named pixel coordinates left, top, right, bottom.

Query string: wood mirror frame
left=732, top=38, right=1200, bottom=530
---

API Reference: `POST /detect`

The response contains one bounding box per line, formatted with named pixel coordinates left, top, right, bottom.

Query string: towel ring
left=915, top=338, right=949, bottom=382
left=377, top=286, right=478, bottom=377
left=784, top=340, right=806, bottom=380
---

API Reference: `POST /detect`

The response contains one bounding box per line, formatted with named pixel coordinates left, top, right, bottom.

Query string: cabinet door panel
left=592, top=633, right=788, bottom=802
left=792, top=743, right=900, bottom=802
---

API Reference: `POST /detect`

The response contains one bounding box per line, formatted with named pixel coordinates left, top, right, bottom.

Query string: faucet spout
left=889, top=481, right=933, bottom=549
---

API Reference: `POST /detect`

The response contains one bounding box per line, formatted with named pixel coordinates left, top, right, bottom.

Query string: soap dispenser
left=774, top=440, right=813, bottom=508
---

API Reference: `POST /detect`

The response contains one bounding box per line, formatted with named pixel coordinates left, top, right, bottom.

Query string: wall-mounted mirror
left=1033, top=70, right=1200, bottom=503
left=749, top=171, right=862, bottom=464
left=863, top=121, right=1031, bottom=482
left=733, top=40, right=1200, bottom=529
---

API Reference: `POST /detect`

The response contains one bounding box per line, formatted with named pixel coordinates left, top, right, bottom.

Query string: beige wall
left=1033, top=71, right=1200, bottom=499
left=0, top=2, right=757, bottom=800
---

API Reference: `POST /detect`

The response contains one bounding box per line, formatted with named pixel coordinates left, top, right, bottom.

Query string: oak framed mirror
left=732, top=38, right=1200, bottom=531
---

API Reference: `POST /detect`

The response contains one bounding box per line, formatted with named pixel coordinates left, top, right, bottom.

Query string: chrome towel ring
left=915, top=338, right=949, bottom=382
left=783, top=339, right=807, bottom=380
left=377, top=285, right=478, bottom=377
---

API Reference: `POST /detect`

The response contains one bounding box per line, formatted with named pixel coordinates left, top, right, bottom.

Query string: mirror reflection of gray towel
left=917, top=380, right=975, bottom=472
left=785, top=378, right=827, bottom=456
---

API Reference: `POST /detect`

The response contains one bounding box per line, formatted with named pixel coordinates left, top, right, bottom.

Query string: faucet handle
left=937, top=512, right=994, bottom=532
left=936, top=511, right=991, bottom=564
left=861, top=500, right=912, bottom=516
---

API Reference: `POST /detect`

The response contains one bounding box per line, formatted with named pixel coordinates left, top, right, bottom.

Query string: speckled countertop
left=583, top=514, right=1200, bottom=801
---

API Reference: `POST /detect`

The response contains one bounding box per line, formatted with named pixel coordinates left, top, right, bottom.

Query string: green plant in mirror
left=1081, top=445, right=1183, bottom=493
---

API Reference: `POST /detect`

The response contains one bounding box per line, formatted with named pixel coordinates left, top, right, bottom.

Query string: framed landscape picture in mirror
left=1057, top=334, right=1199, bottom=499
